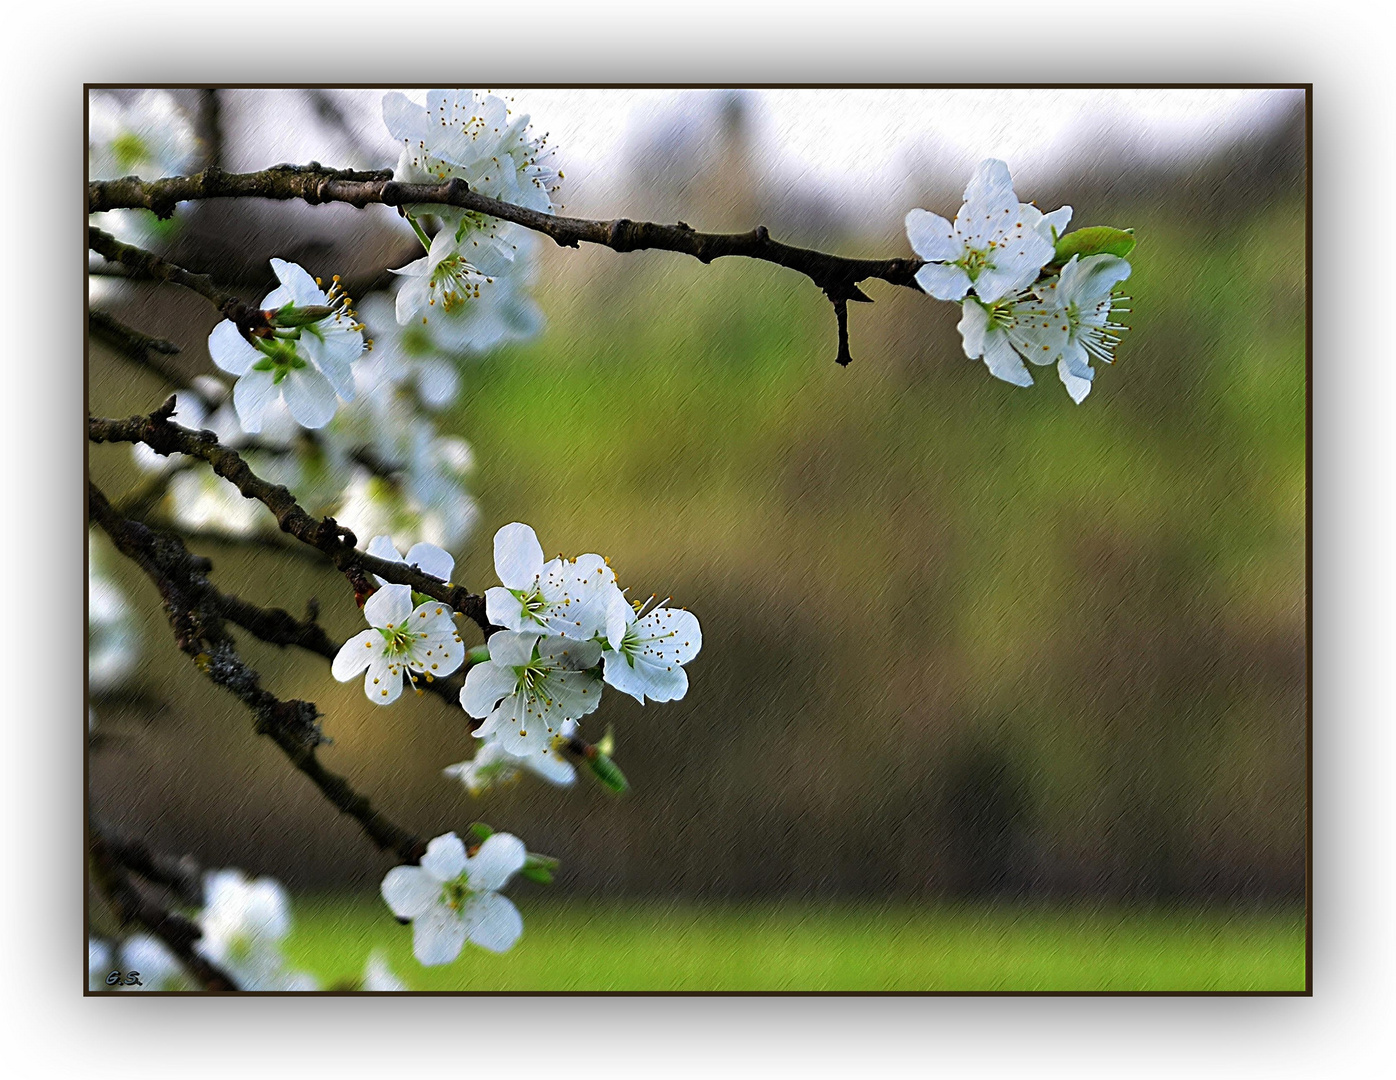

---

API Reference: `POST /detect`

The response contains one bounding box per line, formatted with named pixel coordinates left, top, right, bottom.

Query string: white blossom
left=420, top=233, right=545, bottom=356
left=208, top=260, right=364, bottom=433
left=905, top=159, right=1057, bottom=304
left=444, top=720, right=578, bottom=795
left=383, top=89, right=560, bottom=215
left=392, top=224, right=516, bottom=328
left=333, top=583, right=464, bottom=704
left=381, top=832, right=526, bottom=965
left=957, top=292, right=1070, bottom=390
left=195, top=869, right=316, bottom=991
left=602, top=592, right=703, bottom=704
left=460, top=630, right=603, bottom=756
left=1031, top=254, right=1133, bottom=403
left=484, top=523, right=619, bottom=643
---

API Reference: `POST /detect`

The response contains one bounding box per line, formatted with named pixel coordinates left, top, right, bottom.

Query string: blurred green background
left=88, top=89, right=1307, bottom=990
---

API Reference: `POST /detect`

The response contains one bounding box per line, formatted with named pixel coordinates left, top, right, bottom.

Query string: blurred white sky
left=223, top=87, right=1300, bottom=216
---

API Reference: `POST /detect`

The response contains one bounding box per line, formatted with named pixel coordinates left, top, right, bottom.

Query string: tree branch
left=90, top=818, right=203, bottom=906
left=88, top=482, right=427, bottom=864
left=216, top=585, right=469, bottom=709
left=89, top=822, right=238, bottom=992
left=88, top=401, right=491, bottom=635
left=88, top=164, right=927, bottom=365
left=88, top=310, right=188, bottom=387
left=87, top=226, right=246, bottom=317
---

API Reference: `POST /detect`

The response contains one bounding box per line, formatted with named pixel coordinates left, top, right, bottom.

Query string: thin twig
left=87, top=226, right=246, bottom=317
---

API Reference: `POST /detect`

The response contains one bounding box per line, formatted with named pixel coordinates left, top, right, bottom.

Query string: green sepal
left=1051, top=226, right=1136, bottom=266
left=466, top=645, right=491, bottom=666
left=467, top=821, right=494, bottom=843
left=519, top=851, right=560, bottom=885
left=588, top=751, right=629, bottom=794
left=251, top=357, right=275, bottom=372
left=270, top=303, right=333, bottom=328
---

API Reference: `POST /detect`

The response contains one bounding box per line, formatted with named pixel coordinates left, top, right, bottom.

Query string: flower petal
left=485, top=585, right=526, bottom=631
left=364, top=653, right=404, bottom=704
left=957, top=299, right=990, bottom=359
left=332, top=629, right=380, bottom=682
left=281, top=366, right=339, bottom=429
left=980, top=331, right=1034, bottom=388
left=904, top=209, right=961, bottom=262
left=486, top=629, right=540, bottom=668
left=460, top=661, right=519, bottom=718
left=366, top=534, right=402, bottom=562
left=364, top=583, right=414, bottom=628
left=465, top=832, right=527, bottom=893
left=412, top=905, right=468, bottom=966
left=420, top=832, right=468, bottom=882
left=208, top=321, right=261, bottom=376
left=1058, top=356, right=1094, bottom=404
left=270, top=258, right=325, bottom=307
left=405, top=542, right=454, bottom=582
left=462, top=892, right=523, bottom=954
left=231, top=369, right=279, bottom=434
left=915, top=262, right=972, bottom=302
left=382, top=91, right=425, bottom=144
left=637, top=608, right=702, bottom=665
left=493, top=523, right=544, bottom=590
left=380, top=865, right=437, bottom=919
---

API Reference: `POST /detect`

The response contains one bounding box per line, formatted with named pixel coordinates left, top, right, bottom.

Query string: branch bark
left=88, top=310, right=187, bottom=387
left=88, top=481, right=427, bottom=864
left=88, top=164, right=927, bottom=365
left=88, top=401, right=491, bottom=635
left=89, top=823, right=239, bottom=992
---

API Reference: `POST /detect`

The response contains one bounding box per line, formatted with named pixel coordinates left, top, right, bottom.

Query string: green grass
left=283, top=898, right=1306, bottom=992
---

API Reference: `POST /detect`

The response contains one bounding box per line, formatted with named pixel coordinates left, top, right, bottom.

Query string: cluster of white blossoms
left=382, top=89, right=558, bottom=328
left=116, top=88, right=550, bottom=557
left=462, top=523, right=702, bottom=759
left=906, top=159, right=1133, bottom=403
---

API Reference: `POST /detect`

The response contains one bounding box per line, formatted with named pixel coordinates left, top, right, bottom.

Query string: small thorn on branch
left=830, top=295, right=853, bottom=367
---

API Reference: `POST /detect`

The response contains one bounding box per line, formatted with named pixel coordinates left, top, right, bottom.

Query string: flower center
left=956, top=247, right=993, bottom=281
left=439, top=872, right=475, bottom=912
left=512, top=587, right=550, bottom=624
left=377, top=623, right=421, bottom=657
left=429, top=253, right=485, bottom=312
